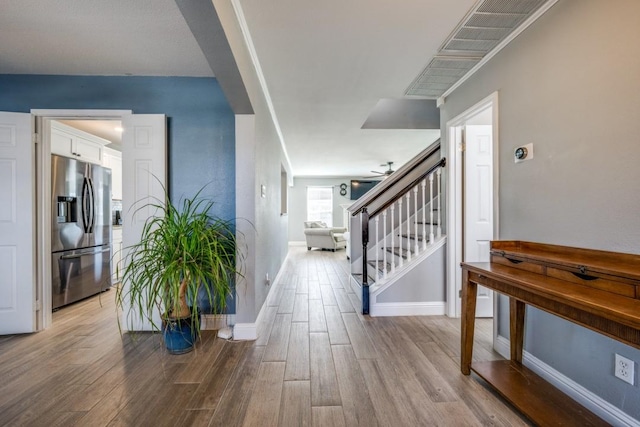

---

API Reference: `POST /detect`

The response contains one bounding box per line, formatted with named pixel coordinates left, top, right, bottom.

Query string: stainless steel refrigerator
left=51, top=154, right=112, bottom=309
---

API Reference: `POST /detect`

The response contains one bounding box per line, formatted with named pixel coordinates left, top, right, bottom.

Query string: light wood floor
left=0, top=246, right=529, bottom=426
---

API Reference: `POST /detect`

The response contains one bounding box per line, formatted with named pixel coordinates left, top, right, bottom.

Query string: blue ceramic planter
left=162, top=315, right=198, bottom=354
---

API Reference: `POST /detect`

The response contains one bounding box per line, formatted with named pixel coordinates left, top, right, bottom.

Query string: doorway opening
left=35, top=111, right=131, bottom=329
left=446, top=92, right=499, bottom=334
left=0, top=109, right=165, bottom=334
left=49, top=119, right=123, bottom=313
left=33, top=109, right=167, bottom=331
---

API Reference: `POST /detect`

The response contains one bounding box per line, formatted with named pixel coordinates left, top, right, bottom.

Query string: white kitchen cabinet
left=50, top=121, right=109, bottom=165
left=112, top=227, right=123, bottom=284
left=102, top=147, right=123, bottom=200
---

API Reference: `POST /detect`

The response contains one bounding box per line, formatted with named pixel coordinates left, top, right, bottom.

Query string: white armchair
left=304, top=221, right=347, bottom=252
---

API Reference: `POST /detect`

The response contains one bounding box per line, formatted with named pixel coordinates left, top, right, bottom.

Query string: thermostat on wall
left=514, top=143, right=534, bottom=163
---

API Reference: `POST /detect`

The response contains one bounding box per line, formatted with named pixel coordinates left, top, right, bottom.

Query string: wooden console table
left=461, top=241, right=640, bottom=426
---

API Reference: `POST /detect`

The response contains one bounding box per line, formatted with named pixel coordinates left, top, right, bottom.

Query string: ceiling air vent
left=406, top=0, right=551, bottom=98
left=406, top=56, right=481, bottom=98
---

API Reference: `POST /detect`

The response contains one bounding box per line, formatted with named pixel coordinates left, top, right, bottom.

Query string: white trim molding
left=232, top=250, right=290, bottom=340
left=370, top=302, right=445, bottom=317
left=230, top=0, right=293, bottom=176
left=437, top=0, right=560, bottom=105
left=232, top=322, right=258, bottom=341
left=445, top=91, right=500, bottom=318
left=524, top=353, right=640, bottom=426
left=31, top=109, right=132, bottom=118
left=494, top=335, right=639, bottom=426
left=349, top=274, right=362, bottom=300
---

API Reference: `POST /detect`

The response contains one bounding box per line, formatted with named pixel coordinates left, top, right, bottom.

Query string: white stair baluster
left=421, top=179, right=427, bottom=250
left=413, top=186, right=419, bottom=255
left=375, top=215, right=380, bottom=283
left=398, top=198, right=403, bottom=267
left=429, top=173, right=435, bottom=244
left=390, top=203, right=396, bottom=273
left=383, top=209, right=388, bottom=279
left=437, top=168, right=442, bottom=238
left=405, top=192, right=411, bottom=262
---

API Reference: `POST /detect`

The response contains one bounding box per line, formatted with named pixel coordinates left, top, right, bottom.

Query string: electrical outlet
left=265, top=273, right=271, bottom=286
left=615, top=354, right=635, bottom=385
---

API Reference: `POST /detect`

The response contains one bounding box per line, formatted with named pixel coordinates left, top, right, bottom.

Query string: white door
left=0, top=112, right=36, bottom=334
left=121, top=114, right=166, bottom=331
left=464, top=124, right=494, bottom=317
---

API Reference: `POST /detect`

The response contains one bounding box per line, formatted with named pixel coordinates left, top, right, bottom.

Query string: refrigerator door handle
left=81, top=177, right=89, bottom=233
left=87, top=178, right=95, bottom=233
left=60, top=247, right=111, bottom=260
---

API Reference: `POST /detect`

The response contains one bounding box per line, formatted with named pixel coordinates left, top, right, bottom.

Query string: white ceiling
left=237, top=0, right=476, bottom=176
left=0, top=0, right=212, bottom=76
left=0, top=0, right=479, bottom=177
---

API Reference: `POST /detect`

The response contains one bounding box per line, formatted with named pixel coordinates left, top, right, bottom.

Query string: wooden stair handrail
left=349, top=140, right=441, bottom=215
left=353, top=158, right=446, bottom=218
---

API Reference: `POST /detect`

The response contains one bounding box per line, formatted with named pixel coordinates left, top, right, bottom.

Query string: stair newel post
left=413, top=186, right=419, bottom=255
left=397, top=197, right=403, bottom=267
left=361, top=207, right=369, bottom=315
left=382, top=210, right=388, bottom=279
left=429, top=172, right=435, bottom=244
left=390, top=203, right=396, bottom=273
left=374, top=215, right=380, bottom=284
left=437, top=167, right=442, bottom=238
left=405, top=192, right=411, bottom=261
left=421, top=179, right=427, bottom=251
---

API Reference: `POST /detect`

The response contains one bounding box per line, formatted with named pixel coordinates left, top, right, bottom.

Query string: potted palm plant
left=116, top=189, right=242, bottom=354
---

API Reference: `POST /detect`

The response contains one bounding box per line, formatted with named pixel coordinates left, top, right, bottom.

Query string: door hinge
left=32, top=133, right=40, bottom=144
left=458, top=289, right=462, bottom=298
left=459, top=142, right=466, bottom=152
left=34, top=299, right=42, bottom=311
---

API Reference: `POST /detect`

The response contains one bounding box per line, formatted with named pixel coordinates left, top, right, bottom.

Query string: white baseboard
left=233, top=322, right=257, bottom=340
left=233, top=251, right=291, bottom=341
left=492, top=335, right=639, bottom=426
left=370, top=301, right=445, bottom=317
left=349, top=275, right=362, bottom=299
left=494, top=334, right=510, bottom=359
left=288, top=241, right=306, bottom=246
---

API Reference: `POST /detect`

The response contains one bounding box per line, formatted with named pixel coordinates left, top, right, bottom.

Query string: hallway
left=0, top=246, right=527, bottom=426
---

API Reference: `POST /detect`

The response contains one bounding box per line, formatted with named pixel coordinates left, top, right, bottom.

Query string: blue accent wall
left=0, top=74, right=235, bottom=220
left=0, top=74, right=237, bottom=314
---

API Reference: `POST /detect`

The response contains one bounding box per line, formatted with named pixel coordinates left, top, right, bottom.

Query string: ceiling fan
left=365, top=161, right=394, bottom=178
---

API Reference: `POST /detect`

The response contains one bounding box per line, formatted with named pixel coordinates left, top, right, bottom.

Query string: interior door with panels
left=464, top=124, right=494, bottom=317
left=0, top=112, right=36, bottom=334
left=121, top=114, right=166, bottom=331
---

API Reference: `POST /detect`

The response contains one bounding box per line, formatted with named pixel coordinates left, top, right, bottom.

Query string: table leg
left=461, top=268, right=477, bottom=375
left=510, top=298, right=526, bottom=363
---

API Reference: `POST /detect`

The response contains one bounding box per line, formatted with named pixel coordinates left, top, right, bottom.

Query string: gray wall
left=288, top=177, right=356, bottom=242
left=377, top=244, right=445, bottom=303
left=440, top=0, right=640, bottom=418
left=215, top=0, right=291, bottom=325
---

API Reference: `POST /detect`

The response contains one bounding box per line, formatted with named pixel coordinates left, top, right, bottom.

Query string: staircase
left=347, top=141, right=446, bottom=316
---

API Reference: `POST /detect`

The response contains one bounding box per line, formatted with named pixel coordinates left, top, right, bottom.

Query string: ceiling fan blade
left=370, top=170, right=383, bottom=174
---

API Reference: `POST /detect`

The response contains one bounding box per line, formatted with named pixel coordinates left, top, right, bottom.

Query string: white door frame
left=32, top=109, right=132, bottom=329
left=445, top=92, right=500, bottom=319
